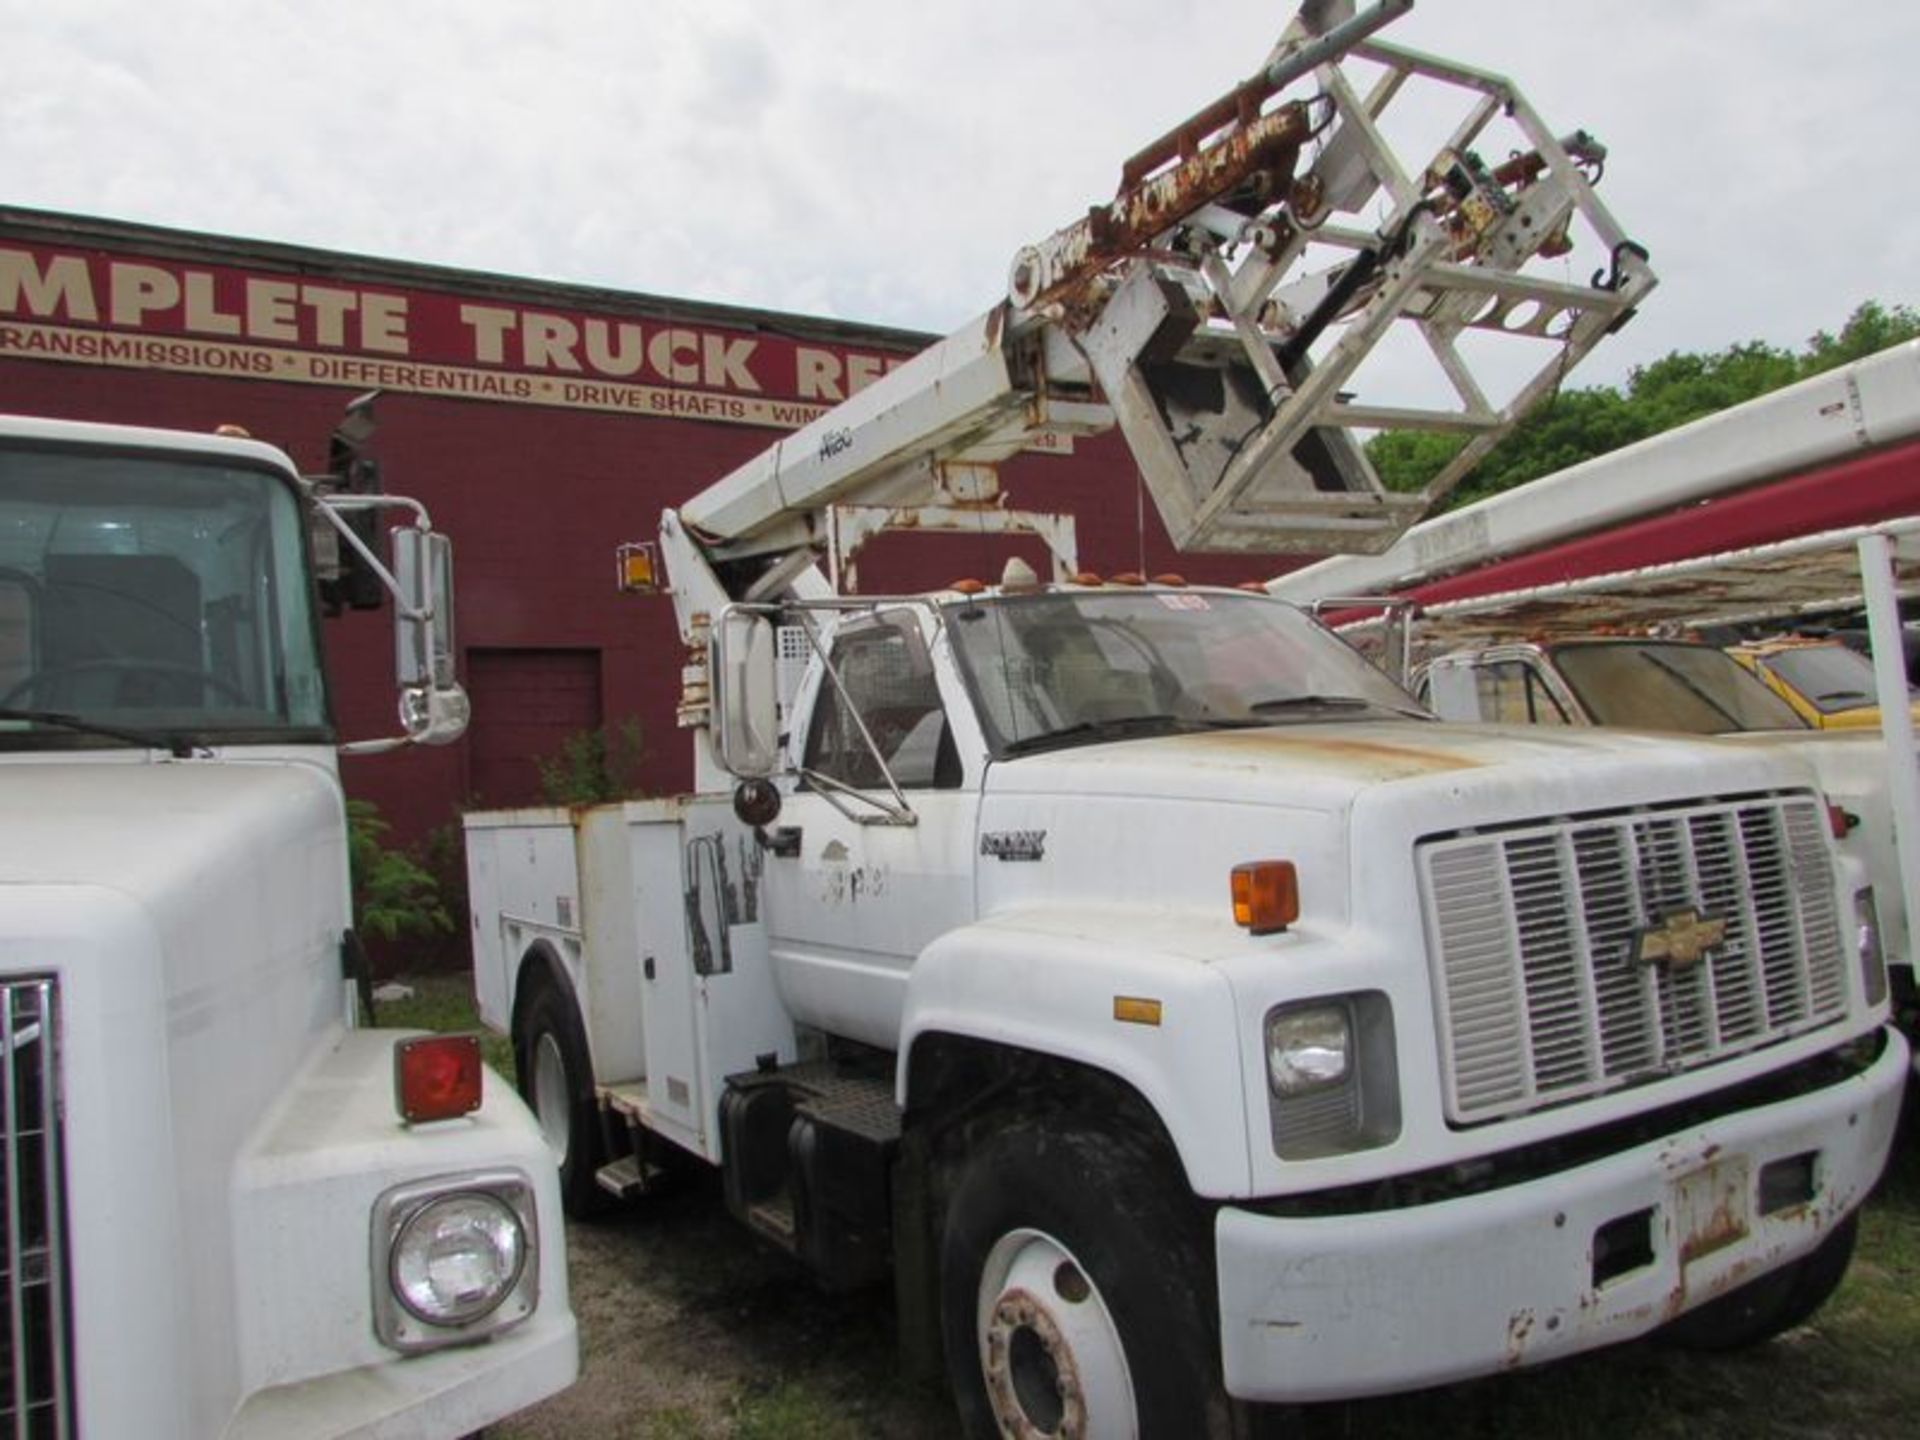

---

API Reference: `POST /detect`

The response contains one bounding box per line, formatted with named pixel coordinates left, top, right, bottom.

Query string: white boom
left=670, top=0, right=1655, bottom=608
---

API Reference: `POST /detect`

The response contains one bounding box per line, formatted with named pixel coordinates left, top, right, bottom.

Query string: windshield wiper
left=0, top=706, right=200, bottom=758
left=1002, top=713, right=1201, bottom=757
left=1247, top=695, right=1425, bottom=720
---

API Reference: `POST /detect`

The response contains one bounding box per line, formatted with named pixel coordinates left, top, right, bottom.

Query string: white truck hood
left=986, top=719, right=1816, bottom=816
left=0, top=755, right=347, bottom=911
left=0, top=753, right=357, bottom=1440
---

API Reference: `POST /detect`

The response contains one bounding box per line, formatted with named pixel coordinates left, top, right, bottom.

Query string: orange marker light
left=395, top=1034, right=484, bottom=1123
left=616, top=541, right=660, bottom=593
left=1232, top=861, right=1300, bottom=935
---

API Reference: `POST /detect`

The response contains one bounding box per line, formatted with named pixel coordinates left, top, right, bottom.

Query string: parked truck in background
left=0, top=411, right=576, bottom=1437
left=1725, top=634, right=1920, bottom=730
left=464, top=4, right=1904, bottom=1433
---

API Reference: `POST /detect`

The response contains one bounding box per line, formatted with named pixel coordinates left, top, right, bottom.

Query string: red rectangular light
left=394, top=1034, right=484, bottom=1123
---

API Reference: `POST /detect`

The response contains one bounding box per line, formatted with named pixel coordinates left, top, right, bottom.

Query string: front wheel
left=514, top=982, right=609, bottom=1218
left=938, top=1118, right=1230, bottom=1440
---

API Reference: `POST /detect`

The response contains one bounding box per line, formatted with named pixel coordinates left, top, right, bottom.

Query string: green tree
left=346, top=799, right=453, bottom=942
left=1799, top=300, right=1920, bottom=376
left=1365, top=299, right=1920, bottom=507
left=535, top=718, right=650, bottom=805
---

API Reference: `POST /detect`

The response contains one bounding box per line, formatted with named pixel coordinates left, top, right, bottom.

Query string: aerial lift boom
left=664, top=0, right=1655, bottom=633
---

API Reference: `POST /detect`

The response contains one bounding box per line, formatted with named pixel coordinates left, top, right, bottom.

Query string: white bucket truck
left=464, top=5, right=1904, bottom=1433
left=0, top=410, right=576, bottom=1437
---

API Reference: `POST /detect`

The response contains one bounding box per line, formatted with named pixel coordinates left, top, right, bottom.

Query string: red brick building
left=0, top=208, right=1261, bottom=847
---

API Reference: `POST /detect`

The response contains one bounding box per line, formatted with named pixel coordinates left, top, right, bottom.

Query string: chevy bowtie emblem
left=1634, top=909, right=1727, bottom=968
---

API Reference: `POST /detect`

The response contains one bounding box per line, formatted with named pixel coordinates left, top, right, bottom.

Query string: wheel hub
left=984, top=1287, right=1087, bottom=1439
left=531, top=1032, right=571, bottom=1166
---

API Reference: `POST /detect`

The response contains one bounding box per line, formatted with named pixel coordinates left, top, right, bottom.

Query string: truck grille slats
left=0, top=979, right=71, bottom=1440
left=1421, top=796, right=1848, bottom=1125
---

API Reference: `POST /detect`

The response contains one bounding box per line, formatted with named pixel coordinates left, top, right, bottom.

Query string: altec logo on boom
left=0, top=244, right=928, bottom=432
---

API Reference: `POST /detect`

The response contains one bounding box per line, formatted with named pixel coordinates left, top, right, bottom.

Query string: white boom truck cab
left=464, top=4, right=1901, bottom=1431
left=468, top=572, right=1905, bottom=1431
left=0, top=413, right=575, bottom=1438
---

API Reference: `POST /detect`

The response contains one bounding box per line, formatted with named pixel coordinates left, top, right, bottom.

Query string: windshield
left=944, top=589, right=1423, bottom=757
left=1760, top=643, right=1908, bottom=714
left=1553, top=641, right=1806, bottom=733
left=0, top=440, right=331, bottom=748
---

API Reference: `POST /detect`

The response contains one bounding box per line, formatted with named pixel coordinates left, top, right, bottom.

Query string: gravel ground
left=492, top=1170, right=960, bottom=1440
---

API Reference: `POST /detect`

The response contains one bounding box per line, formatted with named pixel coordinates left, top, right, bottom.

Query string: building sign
left=0, top=242, right=1070, bottom=450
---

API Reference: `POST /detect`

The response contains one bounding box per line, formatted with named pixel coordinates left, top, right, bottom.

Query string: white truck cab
left=0, top=413, right=576, bottom=1438
left=468, top=576, right=1904, bottom=1430
left=464, top=6, right=1903, bottom=1431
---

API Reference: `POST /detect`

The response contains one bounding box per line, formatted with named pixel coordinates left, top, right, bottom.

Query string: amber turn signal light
left=395, top=1034, right=484, bottom=1124
left=1232, top=861, right=1299, bottom=935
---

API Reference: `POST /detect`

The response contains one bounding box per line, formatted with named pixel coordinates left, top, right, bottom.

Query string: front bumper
left=1216, top=1027, right=1908, bottom=1402
left=225, top=1307, right=578, bottom=1439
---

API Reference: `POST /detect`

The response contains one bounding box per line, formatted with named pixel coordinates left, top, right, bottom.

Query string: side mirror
left=710, top=608, right=780, bottom=779
left=393, top=529, right=456, bottom=688
left=1422, top=663, right=1477, bottom=723
left=392, top=527, right=468, bottom=746
left=399, top=681, right=471, bottom=747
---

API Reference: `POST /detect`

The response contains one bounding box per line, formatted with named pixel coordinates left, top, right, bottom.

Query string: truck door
left=759, top=611, right=977, bottom=1045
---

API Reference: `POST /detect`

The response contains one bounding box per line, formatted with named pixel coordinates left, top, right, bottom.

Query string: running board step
left=719, top=1058, right=899, bottom=1289
left=593, top=1154, right=664, bottom=1199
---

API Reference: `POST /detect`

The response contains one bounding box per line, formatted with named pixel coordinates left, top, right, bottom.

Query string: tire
left=1659, top=1213, right=1858, bottom=1352
left=515, top=981, right=609, bottom=1219
left=938, top=1117, right=1231, bottom=1440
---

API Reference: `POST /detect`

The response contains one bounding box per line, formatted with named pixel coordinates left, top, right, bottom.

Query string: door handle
left=766, top=826, right=802, bottom=858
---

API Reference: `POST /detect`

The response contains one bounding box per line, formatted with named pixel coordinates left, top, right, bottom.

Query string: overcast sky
left=6, top=0, right=1918, bottom=392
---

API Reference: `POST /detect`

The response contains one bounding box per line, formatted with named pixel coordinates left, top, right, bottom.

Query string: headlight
left=1267, top=1004, right=1351, bottom=1096
left=373, top=1171, right=540, bottom=1352
left=1263, top=993, right=1400, bottom=1161
left=392, top=1192, right=526, bottom=1325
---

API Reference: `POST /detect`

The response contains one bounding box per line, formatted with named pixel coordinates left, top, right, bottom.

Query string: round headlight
left=390, top=1191, right=527, bottom=1327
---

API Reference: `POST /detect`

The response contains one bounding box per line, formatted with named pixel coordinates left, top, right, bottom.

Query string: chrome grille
left=0, top=979, right=71, bottom=1439
left=1420, top=796, right=1848, bottom=1125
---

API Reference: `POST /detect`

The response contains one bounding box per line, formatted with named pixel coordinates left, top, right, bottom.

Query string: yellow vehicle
left=1727, top=635, right=1920, bottom=729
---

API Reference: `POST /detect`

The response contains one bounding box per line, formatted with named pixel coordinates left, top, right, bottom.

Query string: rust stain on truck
left=1209, top=730, right=1487, bottom=780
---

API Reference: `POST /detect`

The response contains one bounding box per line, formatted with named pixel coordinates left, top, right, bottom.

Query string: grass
left=729, top=1382, right=876, bottom=1440
left=372, top=970, right=514, bottom=1077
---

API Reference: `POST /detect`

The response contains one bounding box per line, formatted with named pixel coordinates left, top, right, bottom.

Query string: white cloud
left=5, top=0, right=1919, bottom=390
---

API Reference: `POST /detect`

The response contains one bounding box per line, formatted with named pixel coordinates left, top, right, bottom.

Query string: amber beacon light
left=1232, top=861, right=1300, bottom=935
